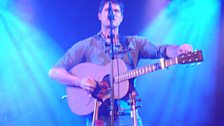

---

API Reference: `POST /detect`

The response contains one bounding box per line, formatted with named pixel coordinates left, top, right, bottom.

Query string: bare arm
left=48, top=68, right=81, bottom=86
left=48, top=68, right=96, bottom=91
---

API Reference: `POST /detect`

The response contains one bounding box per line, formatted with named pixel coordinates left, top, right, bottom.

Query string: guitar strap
left=120, top=36, right=137, bottom=95
left=128, top=51, right=135, bottom=69
left=120, top=36, right=135, bottom=69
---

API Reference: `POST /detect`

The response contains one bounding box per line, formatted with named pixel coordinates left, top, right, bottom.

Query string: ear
left=98, top=13, right=101, bottom=21
left=120, top=15, right=124, bottom=22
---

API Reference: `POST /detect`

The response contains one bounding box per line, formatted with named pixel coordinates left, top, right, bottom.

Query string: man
left=48, top=0, right=193, bottom=125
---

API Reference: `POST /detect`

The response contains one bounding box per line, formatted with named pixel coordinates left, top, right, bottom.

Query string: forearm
left=48, top=68, right=81, bottom=87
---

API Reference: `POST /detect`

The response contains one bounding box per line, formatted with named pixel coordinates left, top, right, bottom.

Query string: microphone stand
left=108, top=2, right=115, bottom=126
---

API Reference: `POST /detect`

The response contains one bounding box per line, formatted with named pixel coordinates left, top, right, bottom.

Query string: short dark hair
left=98, top=0, right=124, bottom=15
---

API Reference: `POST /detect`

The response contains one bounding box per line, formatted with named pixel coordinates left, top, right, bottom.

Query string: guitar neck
left=114, top=58, right=178, bottom=83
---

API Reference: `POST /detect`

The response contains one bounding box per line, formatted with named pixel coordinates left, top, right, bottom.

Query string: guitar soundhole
left=92, top=75, right=110, bottom=101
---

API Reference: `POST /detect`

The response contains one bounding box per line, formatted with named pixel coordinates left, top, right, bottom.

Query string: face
left=98, top=2, right=123, bottom=28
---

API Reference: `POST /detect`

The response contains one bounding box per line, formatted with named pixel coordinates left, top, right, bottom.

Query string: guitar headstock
left=177, top=50, right=203, bottom=64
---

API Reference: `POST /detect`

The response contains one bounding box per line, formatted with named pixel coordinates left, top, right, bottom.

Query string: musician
left=48, top=0, right=193, bottom=125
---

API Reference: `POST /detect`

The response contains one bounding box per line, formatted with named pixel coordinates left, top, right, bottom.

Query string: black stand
left=108, top=2, right=115, bottom=126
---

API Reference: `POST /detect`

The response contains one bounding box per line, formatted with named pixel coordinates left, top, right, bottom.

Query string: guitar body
left=66, top=59, right=129, bottom=115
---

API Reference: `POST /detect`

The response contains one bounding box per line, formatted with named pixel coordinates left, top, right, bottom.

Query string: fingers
left=85, top=86, right=95, bottom=93
left=178, top=44, right=193, bottom=55
left=80, top=77, right=97, bottom=92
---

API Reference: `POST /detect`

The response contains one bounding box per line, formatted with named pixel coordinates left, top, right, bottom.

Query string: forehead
left=102, top=2, right=121, bottom=10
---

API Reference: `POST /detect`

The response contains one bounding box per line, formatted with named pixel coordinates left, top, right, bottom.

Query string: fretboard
left=114, top=58, right=178, bottom=83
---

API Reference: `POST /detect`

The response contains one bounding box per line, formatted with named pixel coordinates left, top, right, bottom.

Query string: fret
left=137, top=69, right=140, bottom=75
left=160, top=58, right=165, bottom=69
left=145, top=66, right=148, bottom=73
left=138, top=68, right=142, bottom=75
left=170, top=59, right=173, bottom=66
left=139, top=68, right=142, bottom=75
left=175, top=57, right=178, bottom=64
left=140, top=68, right=143, bottom=75
left=141, top=68, right=144, bottom=74
left=152, top=64, right=155, bottom=71
left=136, top=69, right=139, bottom=76
left=133, top=70, right=136, bottom=77
left=148, top=66, right=151, bottom=72
left=142, top=67, right=145, bottom=74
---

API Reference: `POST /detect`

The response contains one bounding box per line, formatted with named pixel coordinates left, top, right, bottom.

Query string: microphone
left=108, top=2, right=114, bottom=21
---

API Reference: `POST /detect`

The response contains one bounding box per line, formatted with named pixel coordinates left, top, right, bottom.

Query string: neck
left=101, top=26, right=119, bottom=39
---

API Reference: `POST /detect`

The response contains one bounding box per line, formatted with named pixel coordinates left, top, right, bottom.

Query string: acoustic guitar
left=66, top=50, right=203, bottom=115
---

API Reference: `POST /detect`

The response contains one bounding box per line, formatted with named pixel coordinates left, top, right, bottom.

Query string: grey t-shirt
left=54, top=32, right=168, bottom=70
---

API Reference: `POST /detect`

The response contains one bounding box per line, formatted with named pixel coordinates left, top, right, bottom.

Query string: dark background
left=1, top=0, right=224, bottom=125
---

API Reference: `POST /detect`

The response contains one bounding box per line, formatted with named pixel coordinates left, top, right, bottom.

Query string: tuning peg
left=191, top=63, right=196, bottom=66
left=197, top=62, right=201, bottom=66
left=185, top=62, right=202, bottom=68
left=185, top=63, right=194, bottom=68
